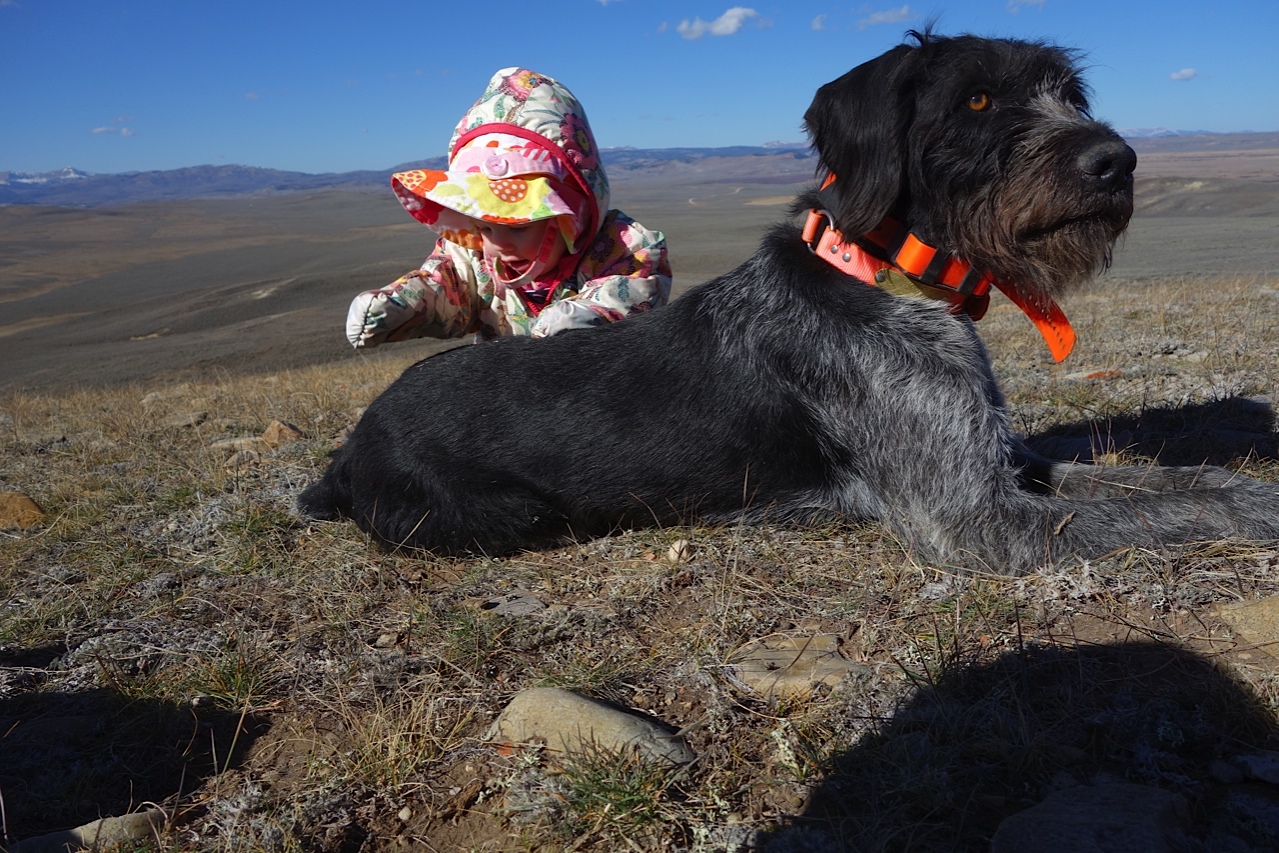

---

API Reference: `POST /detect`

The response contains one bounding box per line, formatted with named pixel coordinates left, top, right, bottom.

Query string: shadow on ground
left=762, top=642, right=1279, bottom=852
left=0, top=661, right=268, bottom=840
left=1026, top=394, right=1277, bottom=466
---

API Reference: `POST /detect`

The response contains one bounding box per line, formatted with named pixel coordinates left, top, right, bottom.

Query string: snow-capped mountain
left=0, top=166, right=93, bottom=186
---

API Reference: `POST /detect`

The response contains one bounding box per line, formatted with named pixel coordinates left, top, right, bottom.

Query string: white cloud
left=812, top=13, right=827, bottom=30
left=677, top=6, right=758, bottom=39
left=1006, top=0, right=1045, bottom=12
left=856, top=5, right=914, bottom=29
left=90, top=126, right=135, bottom=136
left=1170, top=68, right=1197, bottom=81
left=244, top=92, right=260, bottom=101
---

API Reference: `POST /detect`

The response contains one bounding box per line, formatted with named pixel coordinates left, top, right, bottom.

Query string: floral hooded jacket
left=347, top=68, right=672, bottom=346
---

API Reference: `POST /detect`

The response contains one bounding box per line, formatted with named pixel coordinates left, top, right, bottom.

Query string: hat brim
left=392, top=169, right=581, bottom=252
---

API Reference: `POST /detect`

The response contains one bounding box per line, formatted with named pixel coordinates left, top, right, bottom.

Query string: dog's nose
left=1078, top=140, right=1137, bottom=191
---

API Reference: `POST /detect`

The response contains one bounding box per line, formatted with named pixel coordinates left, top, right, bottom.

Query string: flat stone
left=1236, top=751, right=1279, bottom=784
left=209, top=436, right=264, bottom=453
left=479, top=591, right=549, bottom=617
left=10, top=808, right=166, bottom=852
left=222, top=448, right=262, bottom=468
left=260, top=419, right=304, bottom=448
left=163, top=411, right=207, bottom=429
left=0, top=491, right=45, bottom=529
left=1217, top=597, right=1279, bottom=658
left=991, top=783, right=1190, bottom=853
left=725, top=634, right=864, bottom=699
left=491, top=687, right=694, bottom=765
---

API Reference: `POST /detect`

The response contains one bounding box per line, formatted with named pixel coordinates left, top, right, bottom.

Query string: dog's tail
left=297, top=449, right=354, bottom=522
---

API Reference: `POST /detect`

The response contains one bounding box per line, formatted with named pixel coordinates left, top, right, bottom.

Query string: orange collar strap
left=802, top=180, right=1076, bottom=362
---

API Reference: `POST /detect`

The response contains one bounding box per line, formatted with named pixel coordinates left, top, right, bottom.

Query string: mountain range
left=3, top=131, right=1271, bottom=208
left=0, top=144, right=816, bottom=208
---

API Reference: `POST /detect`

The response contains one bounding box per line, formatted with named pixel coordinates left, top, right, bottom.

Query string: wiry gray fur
left=298, top=33, right=1279, bottom=573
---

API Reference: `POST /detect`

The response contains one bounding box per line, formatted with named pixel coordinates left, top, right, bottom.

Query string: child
left=346, top=68, right=672, bottom=347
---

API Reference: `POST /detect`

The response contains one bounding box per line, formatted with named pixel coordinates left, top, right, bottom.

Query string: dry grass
left=2, top=273, right=1279, bottom=851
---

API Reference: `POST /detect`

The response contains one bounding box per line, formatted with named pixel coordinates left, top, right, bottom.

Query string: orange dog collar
left=802, top=180, right=1076, bottom=362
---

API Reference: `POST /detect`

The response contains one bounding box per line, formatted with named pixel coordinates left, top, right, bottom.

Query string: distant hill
left=1124, top=131, right=1279, bottom=154
left=4, top=133, right=1274, bottom=208
left=0, top=160, right=442, bottom=207
left=0, top=144, right=815, bottom=208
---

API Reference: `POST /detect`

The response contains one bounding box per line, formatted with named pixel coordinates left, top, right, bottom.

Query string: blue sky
left=3, top=0, right=1277, bottom=175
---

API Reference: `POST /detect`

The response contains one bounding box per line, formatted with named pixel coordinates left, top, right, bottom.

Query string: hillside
left=2, top=131, right=1279, bottom=394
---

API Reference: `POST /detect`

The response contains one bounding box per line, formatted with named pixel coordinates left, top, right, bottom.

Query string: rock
left=163, top=411, right=207, bottom=429
left=1063, top=367, right=1125, bottom=381
left=210, top=421, right=303, bottom=464
left=0, top=491, right=45, bottom=529
left=223, top=449, right=262, bottom=468
left=491, top=687, right=694, bottom=765
left=9, top=808, right=166, bottom=852
left=1217, top=596, right=1279, bottom=658
left=479, top=591, right=549, bottom=617
left=260, top=420, right=304, bottom=448
left=725, top=634, right=865, bottom=700
left=1210, top=758, right=1246, bottom=785
left=1236, top=751, right=1279, bottom=784
left=991, top=783, right=1190, bottom=853
left=209, top=436, right=264, bottom=453
left=666, top=539, right=696, bottom=563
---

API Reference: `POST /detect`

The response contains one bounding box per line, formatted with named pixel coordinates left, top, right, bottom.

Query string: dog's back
left=297, top=237, right=911, bottom=554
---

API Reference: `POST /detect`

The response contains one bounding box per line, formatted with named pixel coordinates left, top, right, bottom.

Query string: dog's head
left=804, top=31, right=1135, bottom=300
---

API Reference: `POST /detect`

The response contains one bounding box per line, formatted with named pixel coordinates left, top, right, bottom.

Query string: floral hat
left=391, top=68, right=607, bottom=259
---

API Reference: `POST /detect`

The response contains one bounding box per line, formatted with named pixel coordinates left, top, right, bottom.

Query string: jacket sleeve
left=530, top=211, right=673, bottom=338
left=345, top=239, right=481, bottom=348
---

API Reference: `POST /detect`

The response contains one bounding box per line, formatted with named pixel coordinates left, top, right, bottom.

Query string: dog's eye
left=966, top=92, right=992, bottom=112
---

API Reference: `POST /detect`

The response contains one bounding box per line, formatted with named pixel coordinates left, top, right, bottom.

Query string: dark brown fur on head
left=803, top=30, right=1135, bottom=301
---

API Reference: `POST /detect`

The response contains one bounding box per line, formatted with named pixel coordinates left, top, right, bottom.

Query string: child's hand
left=346, top=275, right=429, bottom=348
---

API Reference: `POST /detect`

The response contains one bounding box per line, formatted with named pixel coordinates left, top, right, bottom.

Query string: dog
left=299, top=32, right=1279, bottom=573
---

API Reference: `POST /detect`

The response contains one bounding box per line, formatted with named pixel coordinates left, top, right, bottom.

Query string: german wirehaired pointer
left=300, top=32, right=1279, bottom=573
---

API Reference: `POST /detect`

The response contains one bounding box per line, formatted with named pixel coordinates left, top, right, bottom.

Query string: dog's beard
left=945, top=181, right=1132, bottom=301
left=980, top=124, right=1133, bottom=299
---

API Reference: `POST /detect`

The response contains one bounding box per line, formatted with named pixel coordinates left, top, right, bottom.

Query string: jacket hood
left=391, top=68, right=610, bottom=264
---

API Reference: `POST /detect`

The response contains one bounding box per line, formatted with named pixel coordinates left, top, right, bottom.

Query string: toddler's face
left=475, top=219, right=565, bottom=277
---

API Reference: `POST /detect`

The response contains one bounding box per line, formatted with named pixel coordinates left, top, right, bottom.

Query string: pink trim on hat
left=450, top=141, right=568, bottom=181
left=453, top=123, right=600, bottom=243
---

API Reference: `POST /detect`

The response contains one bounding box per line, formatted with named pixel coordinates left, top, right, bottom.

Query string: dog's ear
left=803, top=44, right=919, bottom=235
